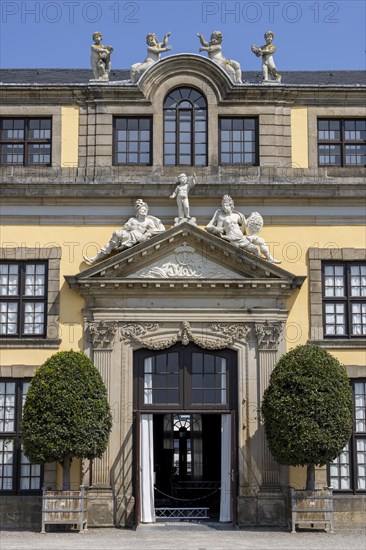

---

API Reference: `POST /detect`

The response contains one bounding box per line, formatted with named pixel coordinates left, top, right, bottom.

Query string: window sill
left=309, top=339, right=366, bottom=349
left=0, top=338, right=61, bottom=349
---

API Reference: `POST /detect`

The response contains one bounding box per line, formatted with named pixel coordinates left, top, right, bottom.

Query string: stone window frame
left=308, top=248, right=366, bottom=348
left=0, top=247, right=61, bottom=349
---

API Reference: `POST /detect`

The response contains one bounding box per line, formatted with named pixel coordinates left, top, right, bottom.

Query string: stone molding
left=308, top=247, right=366, bottom=343
left=254, top=321, right=284, bottom=350
left=0, top=246, right=61, bottom=348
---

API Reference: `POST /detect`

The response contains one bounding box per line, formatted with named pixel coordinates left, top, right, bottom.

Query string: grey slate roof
left=0, top=69, right=365, bottom=86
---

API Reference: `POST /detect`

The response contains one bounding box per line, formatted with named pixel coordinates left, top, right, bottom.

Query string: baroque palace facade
left=0, top=54, right=365, bottom=529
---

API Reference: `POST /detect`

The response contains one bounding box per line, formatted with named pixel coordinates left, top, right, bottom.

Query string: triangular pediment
left=66, top=224, right=304, bottom=294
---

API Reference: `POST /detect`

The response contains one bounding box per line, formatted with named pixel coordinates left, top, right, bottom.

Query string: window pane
left=329, top=443, right=350, bottom=490
left=355, top=383, right=366, bottom=432
left=356, top=439, right=366, bottom=490
left=0, top=302, right=18, bottom=335
left=0, top=264, right=19, bottom=296
left=0, top=382, right=16, bottom=433
left=318, top=144, right=341, bottom=165
left=345, top=145, right=366, bottom=166
left=0, top=439, right=14, bottom=490
left=325, top=302, right=345, bottom=335
left=324, top=265, right=344, bottom=297
left=1, top=143, right=24, bottom=164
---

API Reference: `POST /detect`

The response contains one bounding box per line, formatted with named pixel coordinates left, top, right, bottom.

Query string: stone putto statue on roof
left=83, top=200, right=165, bottom=264
left=130, top=32, right=172, bottom=84
left=170, top=173, right=197, bottom=226
left=90, top=32, right=113, bottom=82
left=205, top=195, right=281, bottom=263
left=251, top=31, right=281, bottom=84
left=197, top=31, right=242, bottom=84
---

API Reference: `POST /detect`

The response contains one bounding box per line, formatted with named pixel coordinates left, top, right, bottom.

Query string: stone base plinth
left=238, top=489, right=287, bottom=526
left=87, top=487, right=114, bottom=527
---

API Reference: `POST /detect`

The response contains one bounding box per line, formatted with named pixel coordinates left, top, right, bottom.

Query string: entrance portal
left=134, top=344, right=237, bottom=523
left=153, top=413, right=221, bottom=518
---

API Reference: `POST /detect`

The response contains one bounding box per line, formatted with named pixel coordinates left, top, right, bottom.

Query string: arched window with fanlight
left=163, top=88, right=207, bottom=166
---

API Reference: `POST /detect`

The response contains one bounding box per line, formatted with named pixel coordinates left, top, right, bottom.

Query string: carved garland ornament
left=254, top=321, right=284, bottom=350
left=118, top=321, right=251, bottom=350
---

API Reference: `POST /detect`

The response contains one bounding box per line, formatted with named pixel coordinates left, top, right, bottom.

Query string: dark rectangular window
left=135, top=344, right=236, bottom=411
left=318, top=119, right=366, bottom=166
left=0, top=262, right=47, bottom=338
left=329, top=380, right=366, bottom=493
left=113, top=117, right=152, bottom=165
left=0, top=379, right=42, bottom=493
left=0, top=118, right=52, bottom=166
left=322, top=262, right=366, bottom=338
left=219, top=117, right=258, bottom=165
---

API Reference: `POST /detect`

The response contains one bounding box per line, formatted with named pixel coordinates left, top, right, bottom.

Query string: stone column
left=87, top=321, right=117, bottom=527
left=254, top=321, right=284, bottom=487
left=88, top=321, right=117, bottom=487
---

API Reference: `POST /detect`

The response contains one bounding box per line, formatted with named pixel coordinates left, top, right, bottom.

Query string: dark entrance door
left=153, top=413, right=222, bottom=517
left=133, top=343, right=237, bottom=523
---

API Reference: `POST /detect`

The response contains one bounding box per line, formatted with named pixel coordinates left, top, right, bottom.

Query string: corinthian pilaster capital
left=87, top=321, right=118, bottom=349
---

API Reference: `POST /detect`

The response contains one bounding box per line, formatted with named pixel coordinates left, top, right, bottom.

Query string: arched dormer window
left=163, top=88, right=207, bottom=166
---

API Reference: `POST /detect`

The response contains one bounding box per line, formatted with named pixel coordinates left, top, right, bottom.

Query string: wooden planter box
left=289, top=488, right=333, bottom=533
left=41, top=485, right=88, bottom=533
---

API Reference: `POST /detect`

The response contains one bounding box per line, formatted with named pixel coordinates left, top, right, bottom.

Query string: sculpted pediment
left=67, top=224, right=304, bottom=294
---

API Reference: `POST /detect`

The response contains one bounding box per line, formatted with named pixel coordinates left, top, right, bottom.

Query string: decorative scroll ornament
left=134, top=243, right=234, bottom=279
left=254, top=321, right=284, bottom=350
left=119, top=321, right=250, bottom=351
left=88, top=321, right=118, bottom=349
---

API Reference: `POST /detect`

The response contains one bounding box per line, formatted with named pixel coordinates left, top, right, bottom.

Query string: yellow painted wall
left=291, top=107, right=309, bottom=168
left=1, top=224, right=365, bottom=366
left=61, top=106, right=79, bottom=168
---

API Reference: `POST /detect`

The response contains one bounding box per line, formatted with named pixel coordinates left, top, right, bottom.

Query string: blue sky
left=1, top=0, right=365, bottom=70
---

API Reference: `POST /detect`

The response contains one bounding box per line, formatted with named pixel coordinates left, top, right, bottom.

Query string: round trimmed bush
left=261, top=344, right=353, bottom=489
left=22, top=350, right=112, bottom=488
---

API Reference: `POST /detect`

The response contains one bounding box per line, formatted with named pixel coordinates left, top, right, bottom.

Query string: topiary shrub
left=261, top=344, right=353, bottom=490
left=22, top=350, right=113, bottom=490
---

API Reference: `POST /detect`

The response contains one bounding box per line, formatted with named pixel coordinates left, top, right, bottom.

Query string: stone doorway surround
left=66, top=223, right=304, bottom=527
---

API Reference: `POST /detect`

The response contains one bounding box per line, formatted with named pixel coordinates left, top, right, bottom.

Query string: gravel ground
left=1, top=525, right=365, bottom=550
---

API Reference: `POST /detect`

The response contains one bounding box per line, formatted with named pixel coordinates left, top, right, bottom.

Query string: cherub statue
left=251, top=31, right=281, bottom=83
left=83, top=199, right=165, bottom=264
left=130, top=32, right=172, bottom=84
left=170, top=173, right=197, bottom=225
left=205, top=196, right=281, bottom=263
left=197, top=31, right=242, bottom=84
left=90, top=32, right=113, bottom=82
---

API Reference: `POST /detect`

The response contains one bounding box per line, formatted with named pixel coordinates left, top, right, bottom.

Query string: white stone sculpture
left=83, top=199, right=165, bottom=264
left=251, top=31, right=281, bottom=84
left=197, top=31, right=242, bottom=84
left=130, top=32, right=172, bottom=84
left=205, top=195, right=281, bottom=263
left=90, top=32, right=113, bottom=82
left=169, top=173, right=197, bottom=225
